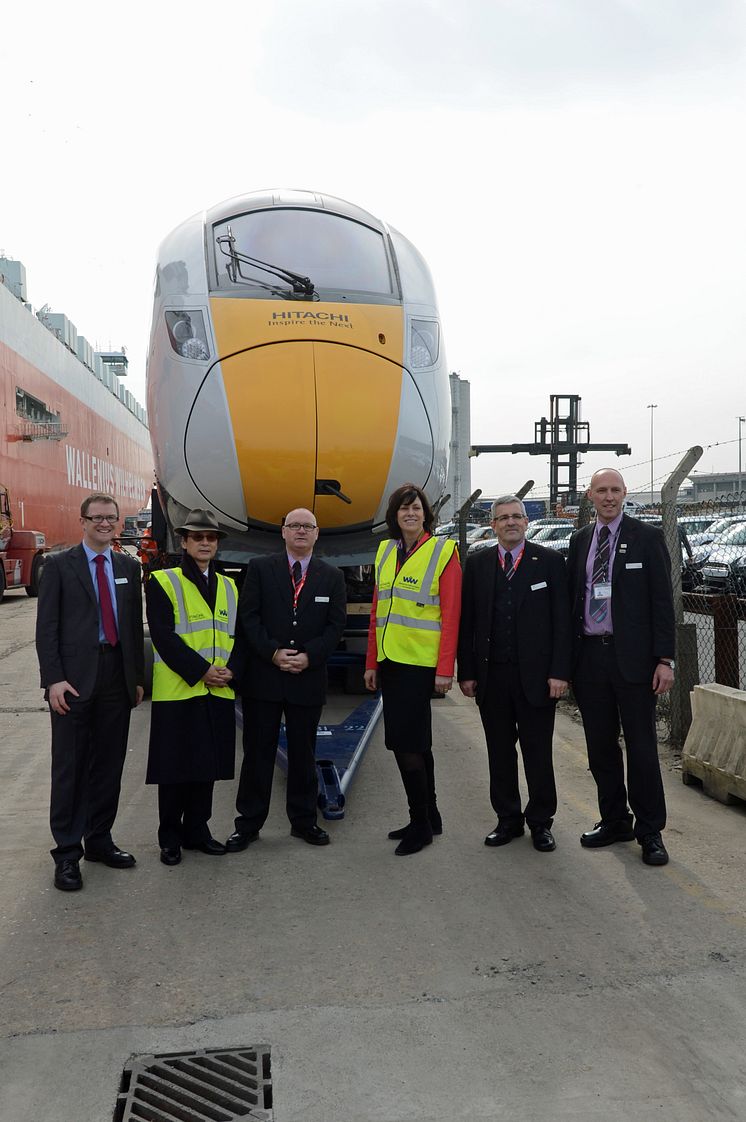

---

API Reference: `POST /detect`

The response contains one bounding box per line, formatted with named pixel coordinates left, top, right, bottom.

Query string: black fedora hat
left=174, top=508, right=227, bottom=539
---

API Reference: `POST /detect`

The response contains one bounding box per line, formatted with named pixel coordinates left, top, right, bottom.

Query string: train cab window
left=410, top=319, right=440, bottom=368
left=212, top=209, right=394, bottom=297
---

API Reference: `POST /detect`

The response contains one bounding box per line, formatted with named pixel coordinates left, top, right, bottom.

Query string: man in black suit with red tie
left=567, top=468, right=675, bottom=867
left=226, top=508, right=346, bottom=850
left=458, top=495, right=571, bottom=852
left=36, top=493, right=144, bottom=891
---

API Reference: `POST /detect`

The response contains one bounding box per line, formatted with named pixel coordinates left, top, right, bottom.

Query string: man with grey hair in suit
left=458, top=494, right=571, bottom=852
left=36, top=492, right=144, bottom=891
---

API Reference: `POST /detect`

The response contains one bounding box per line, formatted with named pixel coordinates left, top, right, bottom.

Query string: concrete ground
left=1, top=590, right=745, bottom=1121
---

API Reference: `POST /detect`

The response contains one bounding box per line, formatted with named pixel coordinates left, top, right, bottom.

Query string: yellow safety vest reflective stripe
left=151, top=568, right=238, bottom=702
left=374, top=536, right=456, bottom=667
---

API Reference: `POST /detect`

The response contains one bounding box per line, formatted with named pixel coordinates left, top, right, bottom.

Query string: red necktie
left=94, top=554, right=119, bottom=646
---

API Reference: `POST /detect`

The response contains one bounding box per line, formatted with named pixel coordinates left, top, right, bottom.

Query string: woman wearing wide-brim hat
left=145, top=508, right=244, bottom=865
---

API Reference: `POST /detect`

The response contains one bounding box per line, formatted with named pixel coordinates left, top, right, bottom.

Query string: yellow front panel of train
left=211, top=299, right=404, bottom=528
left=218, top=341, right=317, bottom=521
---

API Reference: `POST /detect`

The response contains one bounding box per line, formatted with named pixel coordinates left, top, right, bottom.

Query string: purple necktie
left=590, top=526, right=610, bottom=623
left=94, top=554, right=118, bottom=646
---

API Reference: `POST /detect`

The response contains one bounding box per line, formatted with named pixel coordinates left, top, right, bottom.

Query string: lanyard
left=501, top=543, right=525, bottom=573
left=289, top=563, right=307, bottom=612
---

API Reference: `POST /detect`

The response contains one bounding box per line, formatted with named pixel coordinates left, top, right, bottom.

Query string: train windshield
left=212, top=209, right=394, bottom=297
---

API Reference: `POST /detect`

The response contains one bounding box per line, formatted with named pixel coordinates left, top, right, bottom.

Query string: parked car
left=685, top=517, right=746, bottom=588
left=529, top=524, right=574, bottom=557
left=685, top=514, right=746, bottom=550
left=467, top=525, right=494, bottom=543
left=525, top=518, right=571, bottom=540
left=699, top=523, right=746, bottom=594
left=434, top=521, right=480, bottom=539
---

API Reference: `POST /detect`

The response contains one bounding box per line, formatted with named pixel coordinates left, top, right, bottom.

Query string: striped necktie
left=590, top=526, right=611, bottom=623
left=503, top=550, right=514, bottom=581
left=292, top=560, right=302, bottom=590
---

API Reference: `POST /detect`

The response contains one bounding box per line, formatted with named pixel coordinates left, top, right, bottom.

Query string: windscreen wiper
left=216, top=226, right=315, bottom=297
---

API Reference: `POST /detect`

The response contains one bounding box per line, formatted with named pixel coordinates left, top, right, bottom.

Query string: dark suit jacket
left=239, top=552, right=346, bottom=706
left=567, top=515, right=675, bottom=683
left=35, top=544, right=144, bottom=705
left=458, top=541, right=571, bottom=708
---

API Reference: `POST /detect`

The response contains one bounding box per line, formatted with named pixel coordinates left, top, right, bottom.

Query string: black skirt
left=146, top=694, right=238, bottom=784
left=379, top=660, right=436, bottom=753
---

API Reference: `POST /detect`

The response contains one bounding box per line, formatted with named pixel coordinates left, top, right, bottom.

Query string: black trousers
left=234, top=697, right=322, bottom=832
left=49, top=646, right=132, bottom=863
left=157, top=782, right=214, bottom=848
left=573, top=639, right=666, bottom=838
left=478, top=662, right=557, bottom=828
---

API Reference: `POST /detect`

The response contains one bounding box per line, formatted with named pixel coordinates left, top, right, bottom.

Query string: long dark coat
left=145, top=557, right=244, bottom=784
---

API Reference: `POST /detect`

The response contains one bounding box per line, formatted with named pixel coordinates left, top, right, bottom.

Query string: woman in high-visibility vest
left=145, top=508, right=243, bottom=866
left=364, top=483, right=462, bottom=855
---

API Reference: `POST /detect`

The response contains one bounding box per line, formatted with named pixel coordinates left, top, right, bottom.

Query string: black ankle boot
left=395, top=820, right=433, bottom=856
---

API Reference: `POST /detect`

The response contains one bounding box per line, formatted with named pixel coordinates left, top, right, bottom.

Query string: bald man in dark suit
left=226, top=508, right=346, bottom=850
left=567, top=469, right=675, bottom=866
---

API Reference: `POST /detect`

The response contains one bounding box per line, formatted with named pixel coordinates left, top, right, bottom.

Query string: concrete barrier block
left=681, top=683, right=746, bottom=806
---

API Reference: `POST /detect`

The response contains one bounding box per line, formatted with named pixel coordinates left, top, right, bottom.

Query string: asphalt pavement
left=1, top=590, right=745, bottom=1121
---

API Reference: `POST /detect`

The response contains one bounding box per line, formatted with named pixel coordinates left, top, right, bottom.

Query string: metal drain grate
left=113, top=1046, right=273, bottom=1121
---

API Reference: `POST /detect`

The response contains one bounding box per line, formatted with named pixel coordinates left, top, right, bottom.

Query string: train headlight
left=410, top=319, right=439, bottom=368
left=165, top=311, right=210, bottom=361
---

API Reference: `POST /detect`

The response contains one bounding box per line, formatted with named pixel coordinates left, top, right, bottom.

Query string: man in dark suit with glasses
left=36, top=493, right=144, bottom=891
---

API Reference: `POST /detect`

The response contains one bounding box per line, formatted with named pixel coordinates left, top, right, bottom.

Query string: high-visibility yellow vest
left=374, top=536, right=456, bottom=667
left=151, top=568, right=238, bottom=702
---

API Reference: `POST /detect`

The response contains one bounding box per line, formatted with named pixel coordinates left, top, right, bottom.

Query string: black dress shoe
left=183, top=837, right=227, bottom=855
left=580, top=821, right=635, bottom=848
left=84, top=846, right=136, bottom=868
left=225, top=830, right=260, bottom=853
left=54, top=859, right=83, bottom=891
left=530, top=826, right=556, bottom=852
left=640, top=832, right=669, bottom=866
left=160, top=847, right=182, bottom=866
left=484, top=822, right=525, bottom=847
left=389, top=809, right=443, bottom=840
left=394, top=821, right=433, bottom=856
left=290, top=824, right=330, bottom=846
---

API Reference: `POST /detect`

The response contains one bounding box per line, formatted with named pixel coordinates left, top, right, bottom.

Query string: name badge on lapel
left=315, top=595, right=329, bottom=603
left=114, top=577, right=128, bottom=584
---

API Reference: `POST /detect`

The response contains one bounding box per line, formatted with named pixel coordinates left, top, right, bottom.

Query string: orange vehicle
left=0, top=485, right=47, bottom=601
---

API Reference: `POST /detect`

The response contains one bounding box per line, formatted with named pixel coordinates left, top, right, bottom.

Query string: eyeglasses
left=189, top=532, right=219, bottom=542
left=83, top=515, right=118, bottom=524
left=285, top=522, right=317, bottom=532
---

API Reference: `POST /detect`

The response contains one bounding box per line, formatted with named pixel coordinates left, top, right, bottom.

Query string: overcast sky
left=2, top=0, right=745, bottom=499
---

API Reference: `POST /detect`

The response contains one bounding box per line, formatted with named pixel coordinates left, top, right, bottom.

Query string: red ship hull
left=1, top=287, right=152, bottom=550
